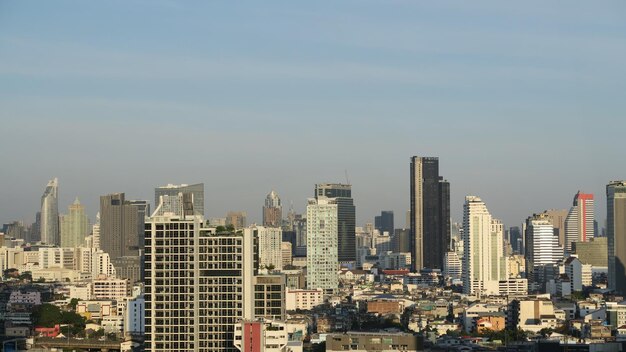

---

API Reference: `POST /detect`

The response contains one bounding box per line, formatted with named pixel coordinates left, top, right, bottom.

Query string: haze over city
left=2, top=1, right=626, bottom=227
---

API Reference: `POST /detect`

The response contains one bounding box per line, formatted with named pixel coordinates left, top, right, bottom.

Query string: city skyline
left=0, top=173, right=621, bottom=233
left=1, top=1, right=625, bottom=229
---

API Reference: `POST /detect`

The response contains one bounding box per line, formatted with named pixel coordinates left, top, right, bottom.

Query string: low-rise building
left=326, top=332, right=423, bottom=352
left=234, top=319, right=289, bottom=352
left=286, top=288, right=324, bottom=311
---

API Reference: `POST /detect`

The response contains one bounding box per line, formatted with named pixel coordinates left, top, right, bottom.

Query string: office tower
left=100, top=193, right=147, bottom=283
left=542, top=209, right=568, bottom=248
left=3, top=221, right=26, bottom=240
left=565, top=192, right=595, bottom=252
left=392, top=229, right=410, bottom=253
left=40, top=177, right=59, bottom=246
left=462, top=196, right=507, bottom=295
left=524, top=213, right=564, bottom=285
left=509, top=227, right=522, bottom=254
left=247, top=226, right=283, bottom=271
left=306, top=197, right=339, bottom=292
left=607, top=181, right=626, bottom=293
left=29, top=212, right=41, bottom=244
left=263, top=190, right=282, bottom=228
left=60, top=198, right=90, bottom=248
left=410, top=156, right=450, bottom=271
left=226, top=211, right=247, bottom=230
left=572, top=237, right=608, bottom=267
left=153, top=191, right=194, bottom=217
left=154, top=183, right=204, bottom=216
left=315, top=183, right=355, bottom=263
left=145, top=214, right=256, bottom=352
left=374, top=211, right=394, bottom=235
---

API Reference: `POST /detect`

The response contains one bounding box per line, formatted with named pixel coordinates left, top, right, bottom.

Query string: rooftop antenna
left=345, top=169, right=351, bottom=185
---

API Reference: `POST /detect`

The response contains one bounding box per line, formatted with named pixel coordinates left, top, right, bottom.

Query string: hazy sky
left=1, top=1, right=625, bottom=229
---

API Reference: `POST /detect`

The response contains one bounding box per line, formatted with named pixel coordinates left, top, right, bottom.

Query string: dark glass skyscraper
left=375, top=211, right=394, bottom=235
left=315, top=183, right=356, bottom=263
left=410, top=156, right=450, bottom=271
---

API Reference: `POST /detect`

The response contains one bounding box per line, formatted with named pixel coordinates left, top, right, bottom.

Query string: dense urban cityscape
left=1, top=160, right=626, bottom=351
left=2, top=1, right=625, bottom=351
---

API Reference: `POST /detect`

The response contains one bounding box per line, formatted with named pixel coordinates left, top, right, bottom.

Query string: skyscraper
left=565, top=192, right=594, bottom=253
left=462, top=196, right=507, bottom=295
left=374, top=211, right=394, bottom=235
left=306, top=197, right=339, bottom=292
left=154, top=183, right=204, bottom=216
left=315, top=183, right=355, bottom=263
left=542, top=209, right=568, bottom=248
left=100, top=193, right=147, bottom=283
left=607, top=181, right=626, bottom=294
left=524, top=213, right=564, bottom=286
left=40, top=177, right=59, bottom=246
left=262, top=190, right=282, bottom=227
left=60, top=197, right=90, bottom=248
left=410, top=156, right=450, bottom=271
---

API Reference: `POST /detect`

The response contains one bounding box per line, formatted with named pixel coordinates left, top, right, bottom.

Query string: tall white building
left=564, top=192, right=594, bottom=253
left=306, top=197, right=339, bottom=293
left=247, top=225, right=283, bottom=271
left=92, top=212, right=101, bottom=250
left=524, top=214, right=564, bottom=284
left=145, top=213, right=256, bottom=352
left=40, top=177, right=59, bottom=246
left=462, top=196, right=507, bottom=295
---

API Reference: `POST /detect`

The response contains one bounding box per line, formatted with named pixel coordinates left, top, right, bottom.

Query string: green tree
left=32, top=304, right=86, bottom=333
left=68, top=298, right=79, bottom=311
left=32, top=304, right=62, bottom=327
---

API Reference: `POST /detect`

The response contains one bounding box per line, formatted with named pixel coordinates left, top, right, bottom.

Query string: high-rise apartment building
left=263, top=190, right=282, bottom=228
left=315, top=183, right=355, bottom=263
left=40, top=177, right=59, bottom=246
left=607, top=181, right=626, bottom=294
left=374, top=211, right=394, bottom=235
left=145, top=214, right=256, bottom=352
left=60, top=198, right=90, bottom=248
left=410, top=156, right=450, bottom=271
left=154, top=183, right=204, bottom=216
left=247, top=225, right=283, bottom=271
left=524, top=214, right=564, bottom=285
left=565, top=192, right=594, bottom=253
left=462, top=196, right=507, bottom=295
left=306, top=197, right=339, bottom=292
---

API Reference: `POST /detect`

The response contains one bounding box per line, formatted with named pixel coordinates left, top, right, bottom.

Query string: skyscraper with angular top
left=40, top=177, right=59, bottom=246
left=262, top=190, right=282, bottom=227
left=565, top=191, right=594, bottom=253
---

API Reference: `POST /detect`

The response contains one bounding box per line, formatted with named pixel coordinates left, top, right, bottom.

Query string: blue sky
left=1, top=1, right=625, bottom=228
